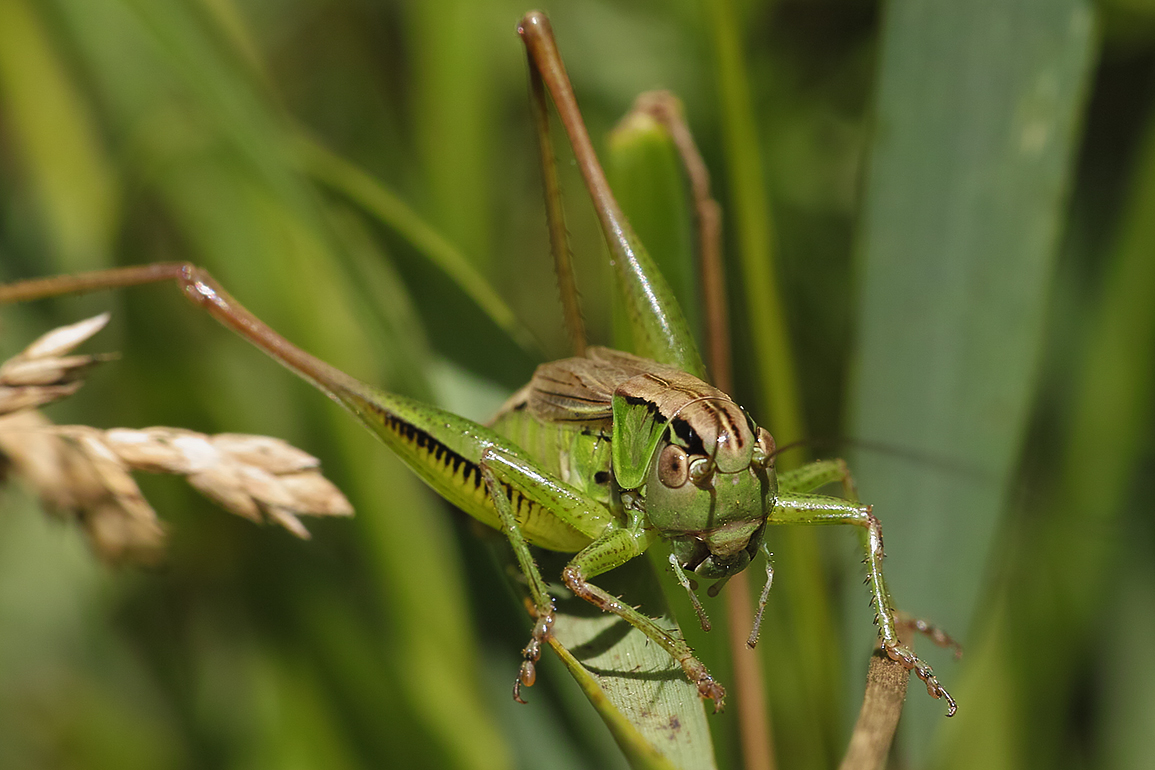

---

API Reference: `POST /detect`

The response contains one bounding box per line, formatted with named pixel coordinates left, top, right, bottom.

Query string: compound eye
left=657, top=444, right=690, bottom=488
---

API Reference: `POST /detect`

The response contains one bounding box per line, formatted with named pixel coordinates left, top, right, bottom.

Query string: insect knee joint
left=561, top=565, right=586, bottom=595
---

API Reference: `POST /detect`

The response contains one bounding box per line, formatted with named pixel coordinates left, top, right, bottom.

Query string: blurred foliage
left=0, top=0, right=1152, bottom=769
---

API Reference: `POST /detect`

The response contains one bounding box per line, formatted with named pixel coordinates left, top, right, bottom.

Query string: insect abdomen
left=345, top=386, right=597, bottom=552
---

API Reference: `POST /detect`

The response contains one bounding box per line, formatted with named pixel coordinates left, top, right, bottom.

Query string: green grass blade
left=935, top=82, right=1155, bottom=770
left=1097, top=549, right=1155, bottom=770
left=296, top=136, right=538, bottom=354
left=606, top=106, right=754, bottom=768
left=848, top=0, right=1095, bottom=761
left=701, top=3, right=839, bottom=766
left=19, top=2, right=516, bottom=767
left=701, top=0, right=802, bottom=447
left=404, top=0, right=498, bottom=272
left=548, top=554, right=718, bottom=770
left=0, top=0, right=119, bottom=271
left=607, top=107, right=700, bottom=352
left=548, top=641, right=678, bottom=770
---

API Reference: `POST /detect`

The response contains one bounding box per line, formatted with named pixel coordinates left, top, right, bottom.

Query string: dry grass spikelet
left=0, top=313, right=115, bottom=415
left=94, top=427, right=354, bottom=538
left=0, top=314, right=354, bottom=565
left=0, top=410, right=167, bottom=566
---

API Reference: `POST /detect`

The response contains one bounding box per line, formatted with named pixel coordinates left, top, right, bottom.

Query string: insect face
left=646, top=422, right=777, bottom=581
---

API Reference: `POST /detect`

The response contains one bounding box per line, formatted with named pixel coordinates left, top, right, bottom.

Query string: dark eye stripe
left=670, top=416, right=706, bottom=456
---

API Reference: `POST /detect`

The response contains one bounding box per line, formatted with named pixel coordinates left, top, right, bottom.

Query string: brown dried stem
left=629, top=91, right=730, bottom=390
left=839, top=649, right=910, bottom=770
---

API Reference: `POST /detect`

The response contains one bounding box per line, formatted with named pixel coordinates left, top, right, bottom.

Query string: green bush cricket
left=0, top=9, right=955, bottom=721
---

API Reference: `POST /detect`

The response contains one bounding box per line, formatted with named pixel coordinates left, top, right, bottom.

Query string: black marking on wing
left=623, top=393, right=663, bottom=414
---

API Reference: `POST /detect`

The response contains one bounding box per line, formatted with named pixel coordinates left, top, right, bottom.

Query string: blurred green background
left=0, top=0, right=1152, bottom=768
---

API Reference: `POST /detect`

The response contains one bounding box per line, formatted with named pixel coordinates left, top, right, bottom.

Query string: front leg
left=769, top=492, right=957, bottom=716
left=778, top=460, right=962, bottom=657
left=562, top=528, right=726, bottom=711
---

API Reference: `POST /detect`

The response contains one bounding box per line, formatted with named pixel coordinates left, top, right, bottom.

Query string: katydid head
left=609, top=369, right=779, bottom=634
left=645, top=412, right=777, bottom=582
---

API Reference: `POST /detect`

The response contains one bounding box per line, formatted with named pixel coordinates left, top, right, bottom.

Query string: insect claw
left=699, top=675, right=726, bottom=713
left=942, top=687, right=958, bottom=717
left=510, top=606, right=552, bottom=704
left=512, top=678, right=529, bottom=705
left=882, top=642, right=957, bottom=715
left=681, top=657, right=725, bottom=712
left=512, top=653, right=538, bottom=704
